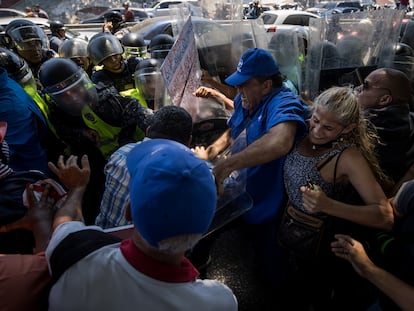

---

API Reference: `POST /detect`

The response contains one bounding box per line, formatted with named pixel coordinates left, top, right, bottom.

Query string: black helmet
left=87, top=33, right=124, bottom=65
left=149, top=34, right=174, bottom=60
left=0, top=47, right=28, bottom=80
left=103, top=11, right=123, bottom=25
left=4, top=18, right=48, bottom=51
left=122, top=32, right=147, bottom=57
left=58, top=37, right=89, bottom=58
left=39, top=58, right=98, bottom=116
left=49, top=21, right=66, bottom=34
left=134, top=58, right=164, bottom=106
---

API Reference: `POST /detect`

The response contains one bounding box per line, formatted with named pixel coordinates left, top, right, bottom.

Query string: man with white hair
left=45, top=140, right=238, bottom=311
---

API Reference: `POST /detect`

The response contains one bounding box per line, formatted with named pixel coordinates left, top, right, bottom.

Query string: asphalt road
left=203, top=226, right=282, bottom=311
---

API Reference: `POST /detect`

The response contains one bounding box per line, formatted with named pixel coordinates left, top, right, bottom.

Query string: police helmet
left=4, top=18, right=49, bottom=51
left=0, top=47, right=28, bottom=80
left=59, top=38, right=88, bottom=58
left=134, top=58, right=164, bottom=104
left=122, top=32, right=147, bottom=57
left=49, top=21, right=66, bottom=34
left=103, top=11, right=123, bottom=25
left=149, top=34, right=174, bottom=60
left=87, top=33, right=124, bottom=65
left=39, top=58, right=97, bottom=116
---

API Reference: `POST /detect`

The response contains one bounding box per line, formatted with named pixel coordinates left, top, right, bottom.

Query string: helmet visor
left=10, top=26, right=49, bottom=50
left=46, top=71, right=97, bottom=116
left=135, top=68, right=164, bottom=101
left=124, top=46, right=147, bottom=58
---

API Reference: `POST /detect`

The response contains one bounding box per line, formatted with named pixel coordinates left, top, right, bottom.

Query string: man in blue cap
left=44, top=140, right=237, bottom=311
left=203, top=48, right=308, bottom=289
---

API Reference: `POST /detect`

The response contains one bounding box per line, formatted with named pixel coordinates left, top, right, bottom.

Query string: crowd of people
left=0, top=5, right=413, bottom=311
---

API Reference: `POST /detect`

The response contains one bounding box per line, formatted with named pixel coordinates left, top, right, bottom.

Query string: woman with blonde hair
left=279, top=86, right=394, bottom=310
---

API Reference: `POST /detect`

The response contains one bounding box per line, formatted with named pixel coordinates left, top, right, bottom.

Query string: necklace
left=311, top=137, right=344, bottom=150
left=312, top=141, right=335, bottom=150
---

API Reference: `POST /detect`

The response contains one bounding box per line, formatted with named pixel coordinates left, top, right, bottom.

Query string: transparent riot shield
left=267, top=27, right=306, bottom=94
left=204, top=129, right=252, bottom=237
left=303, top=9, right=405, bottom=99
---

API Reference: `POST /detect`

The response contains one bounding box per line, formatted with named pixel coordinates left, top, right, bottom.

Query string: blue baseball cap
left=126, top=139, right=217, bottom=248
left=225, top=48, right=280, bottom=86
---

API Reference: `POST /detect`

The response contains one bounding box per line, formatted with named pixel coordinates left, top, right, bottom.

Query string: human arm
left=193, top=86, right=234, bottom=111
left=200, top=70, right=237, bottom=100
left=213, top=121, right=298, bottom=194
left=192, top=128, right=231, bottom=161
left=48, top=155, right=90, bottom=230
left=332, top=234, right=414, bottom=311
left=0, top=184, right=55, bottom=253
left=301, top=147, right=393, bottom=230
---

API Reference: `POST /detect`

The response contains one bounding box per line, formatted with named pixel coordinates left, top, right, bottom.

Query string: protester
left=45, top=140, right=238, bottom=310
left=195, top=48, right=308, bottom=289
left=0, top=185, right=53, bottom=311
left=122, top=2, right=135, bottom=22
left=96, top=105, right=193, bottom=229
left=33, top=4, right=49, bottom=19
left=280, top=86, right=394, bottom=310
left=25, top=6, right=35, bottom=17
left=356, top=67, right=414, bottom=186
left=0, top=67, right=49, bottom=173
left=332, top=178, right=414, bottom=311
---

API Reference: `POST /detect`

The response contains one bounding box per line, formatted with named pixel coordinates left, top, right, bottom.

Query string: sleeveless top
left=283, top=142, right=353, bottom=216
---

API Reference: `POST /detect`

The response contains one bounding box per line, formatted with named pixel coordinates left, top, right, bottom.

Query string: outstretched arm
left=48, top=155, right=90, bottom=230
left=332, top=234, right=414, bottom=311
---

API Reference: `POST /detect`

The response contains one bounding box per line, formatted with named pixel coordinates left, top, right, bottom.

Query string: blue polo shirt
left=228, top=86, right=307, bottom=224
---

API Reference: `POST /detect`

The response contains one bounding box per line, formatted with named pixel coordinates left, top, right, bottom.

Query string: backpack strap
left=49, top=229, right=121, bottom=284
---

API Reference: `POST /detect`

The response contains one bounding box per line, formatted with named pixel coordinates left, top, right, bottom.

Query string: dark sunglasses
left=361, top=80, right=391, bottom=94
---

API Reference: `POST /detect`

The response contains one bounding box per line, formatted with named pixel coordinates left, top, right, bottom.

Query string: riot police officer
left=4, top=19, right=56, bottom=84
left=149, top=34, right=175, bottom=62
left=39, top=58, right=153, bottom=224
left=102, top=10, right=129, bottom=39
left=121, top=32, right=147, bottom=58
left=88, top=32, right=146, bottom=105
left=58, top=37, right=93, bottom=76
left=134, top=58, right=171, bottom=109
left=49, top=20, right=68, bottom=53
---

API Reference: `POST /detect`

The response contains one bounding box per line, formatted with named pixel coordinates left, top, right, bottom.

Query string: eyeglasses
left=361, top=80, right=392, bottom=95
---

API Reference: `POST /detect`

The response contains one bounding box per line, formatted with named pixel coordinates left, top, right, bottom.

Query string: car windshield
left=150, top=1, right=160, bottom=8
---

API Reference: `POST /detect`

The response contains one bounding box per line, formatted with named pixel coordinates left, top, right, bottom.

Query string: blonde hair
left=312, top=86, right=391, bottom=188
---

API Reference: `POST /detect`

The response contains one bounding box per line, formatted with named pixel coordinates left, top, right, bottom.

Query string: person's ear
left=378, top=94, right=392, bottom=107
left=261, top=79, right=272, bottom=95
left=125, top=201, right=132, bottom=221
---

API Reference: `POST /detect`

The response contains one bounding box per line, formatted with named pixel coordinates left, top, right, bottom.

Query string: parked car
left=306, top=1, right=362, bottom=15
left=0, top=17, right=97, bottom=42
left=143, top=0, right=198, bottom=18
left=80, top=7, right=149, bottom=24
left=0, top=8, right=27, bottom=19
left=260, top=10, right=320, bottom=32
left=319, top=6, right=360, bottom=16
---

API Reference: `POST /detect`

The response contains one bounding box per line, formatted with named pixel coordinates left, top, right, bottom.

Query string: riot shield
left=303, top=9, right=405, bottom=99
left=267, top=27, right=306, bottom=93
